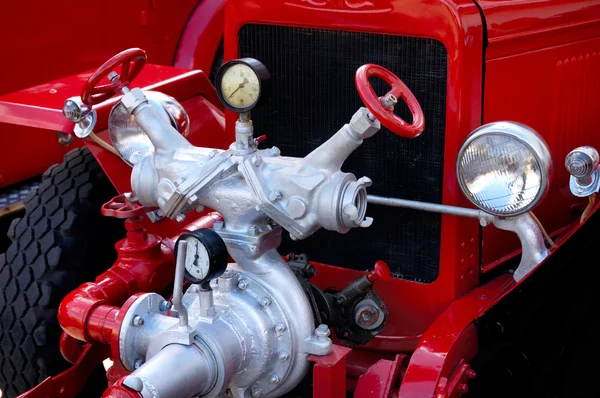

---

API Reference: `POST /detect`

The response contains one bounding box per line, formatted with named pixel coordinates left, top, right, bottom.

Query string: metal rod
left=367, top=194, right=492, bottom=222
left=173, top=240, right=189, bottom=328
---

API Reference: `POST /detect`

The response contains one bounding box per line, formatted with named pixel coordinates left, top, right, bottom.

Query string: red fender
left=173, top=0, right=226, bottom=74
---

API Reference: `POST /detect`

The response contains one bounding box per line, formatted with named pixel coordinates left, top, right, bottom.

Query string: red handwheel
left=81, top=48, right=147, bottom=106
left=355, top=64, right=425, bottom=138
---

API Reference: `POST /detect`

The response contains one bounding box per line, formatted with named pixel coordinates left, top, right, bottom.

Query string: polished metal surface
left=173, top=240, right=189, bottom=328
left=109, top=91, right=190, bottom=165
left=62, top=96, right=97, bottom=138
left=493, top=213, right=549, bottom=282
left=456, top=122, right=552, bottom=217
left=368, top=194, right=494, bottom=225
left=566, top=146, right=600, bottom=197
left=115, top=88, right=385, bottom=397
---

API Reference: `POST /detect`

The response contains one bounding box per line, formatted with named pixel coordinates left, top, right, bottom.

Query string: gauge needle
left=229, top=78, right=249, bottom=98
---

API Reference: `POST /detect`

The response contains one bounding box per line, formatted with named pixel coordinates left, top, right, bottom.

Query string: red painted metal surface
left=0, top=1, right=224, bottom=190
left=480, top=16, right=600, bottom=267
left=0, top=0, right=200, bottom=97
left=101, top=195, right=149, bottom=219
left=17, top=343, right=111, bottom=398
left=354, top=354, right=405, bottom=398
left=59, top=333, right=86, bottom=365
left=58, top=215, right=168, bottom=342
left=174, top=0, right=226, bottom=74
left=81, top=48, right=147, bottom=106
left=57, top=212, right=220, bottom=344
left=397, top=206, right=596, bottom=397
left=226, top=0, right=484, bottom=352
left=477, top=0, right=600, bottom=60
left=355, top=64, right=425, bottom=138
left=309, top=345, right=352, bottom=398
left=434, top=360, right=476, bottom=398
left=0, top=65, right=221, bottom=189
left=103, top=379, right=142, bottom=398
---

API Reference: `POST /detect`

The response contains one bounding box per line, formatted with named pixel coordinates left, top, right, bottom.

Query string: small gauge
left=216, top=58, right=270, bottom=113
left=175, top=229, right=228, bottom=285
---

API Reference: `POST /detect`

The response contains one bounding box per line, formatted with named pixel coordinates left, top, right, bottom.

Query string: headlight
left=109, top=91, right=190, bottom=165
left=456, top=122, right=552, bottom=217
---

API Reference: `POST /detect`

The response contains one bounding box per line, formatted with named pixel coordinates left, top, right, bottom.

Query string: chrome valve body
left=113, top=88, right=382, bottom=397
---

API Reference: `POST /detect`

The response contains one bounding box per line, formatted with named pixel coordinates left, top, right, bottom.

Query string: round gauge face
left=220, top=63, right=260, bottom=110
left=216, top=58, right=269, bottom=113
left=175, top=229, right=229, bottom=285
left=184, top=237, right=210, bottom=281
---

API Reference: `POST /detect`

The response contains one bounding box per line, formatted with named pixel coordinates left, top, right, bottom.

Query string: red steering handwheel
left=355, top=64, right=425, bottom=138
left=81, top=48, right=147, bottom=106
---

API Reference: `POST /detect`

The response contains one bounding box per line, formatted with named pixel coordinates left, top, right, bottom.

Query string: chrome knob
left=62, top=97, right=89, bottom=122
left=566, top=146, right=599, bottom=184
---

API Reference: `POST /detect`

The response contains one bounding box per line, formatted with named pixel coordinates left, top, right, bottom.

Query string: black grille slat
left=239, top=25, right=447, bottom=283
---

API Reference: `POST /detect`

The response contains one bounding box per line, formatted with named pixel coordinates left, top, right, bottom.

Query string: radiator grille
left=239, top=25, right=447, bottom=282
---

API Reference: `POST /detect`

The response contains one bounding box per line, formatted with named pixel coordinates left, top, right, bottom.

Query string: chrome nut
left=349, top=107, right=381, bottom=139
left=121, top=88, right=148, bottom=113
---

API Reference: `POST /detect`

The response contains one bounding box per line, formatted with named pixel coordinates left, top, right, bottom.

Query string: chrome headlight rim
left=108, top=91, right=190, bottom=166
left=456, top=121, right=553, bottom=217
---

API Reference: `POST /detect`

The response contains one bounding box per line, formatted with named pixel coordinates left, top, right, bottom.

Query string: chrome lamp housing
left=456, top=121, right=553, bottom=217
left=108, top=91, right=190, bottom=166
left=456, top=121, right=553, bottom=282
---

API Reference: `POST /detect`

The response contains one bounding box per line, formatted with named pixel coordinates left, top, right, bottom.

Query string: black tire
left=0, top=148, right=124, bottom=397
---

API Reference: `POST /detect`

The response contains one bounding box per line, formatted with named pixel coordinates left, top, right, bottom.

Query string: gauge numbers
left=184, top=236, right=210, bottom=281
left=216, top=58, right=269, bottom=113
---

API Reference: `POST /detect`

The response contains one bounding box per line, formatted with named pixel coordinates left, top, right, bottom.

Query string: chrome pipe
left=173, top=240, right=189, bottom=328
left=367, top=194, right=492, bottom=222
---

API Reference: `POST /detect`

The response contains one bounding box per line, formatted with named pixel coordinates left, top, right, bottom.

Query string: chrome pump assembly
left=106, top=58, right=385, bottom=398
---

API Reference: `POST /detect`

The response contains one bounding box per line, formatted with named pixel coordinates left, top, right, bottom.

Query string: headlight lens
left=109, top=91, right=190, bottom=165
left=457, top=122, right=552, bottom=217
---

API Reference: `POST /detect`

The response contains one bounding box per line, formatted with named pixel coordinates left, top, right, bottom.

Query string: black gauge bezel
left=174, top=228, right=228, bottom=284
left=215, top=58, right=270, bottom=113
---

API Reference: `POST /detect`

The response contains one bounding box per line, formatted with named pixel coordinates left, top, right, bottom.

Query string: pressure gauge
left=174, top=229, right=228, bottom=284
left=216, top=58, right=270, bottom=113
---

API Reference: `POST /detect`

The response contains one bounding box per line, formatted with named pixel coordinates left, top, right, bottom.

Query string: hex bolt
left=159, top=300, right=172, bottom=311
left=248, top=226, right=259, bottom=236
left=251, top=387, right=262, bottom=397
left=213, top=220, right=224, bottom=230
left=260, top=297, right=271, bottom=307
left=175, top=213, right=186, bottom=223
left=269, top=191, right=282, bottom=202
left=134, top=359, right=144, bottom=369
left=269, top=374, right=281, bottom=384
left=466, top=369, right=477, bottom=379
left=315, top=324, right=330, bottom=341
left=278, top=351, right=290, bottom=361
left=108, top=71, right=120, bottom=82
left=252, top=155, right=263, bottom=167
left=275, top=323, right=286, bottom=333
left=238, top=279, right=248, bottom=290
left=196, top=205, right=205, bottom=213
left=122, top=376, right=144, bottom=392
left=132, top=316, right=144, bottom=326
left=269, top=146, right=281, bottom=157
